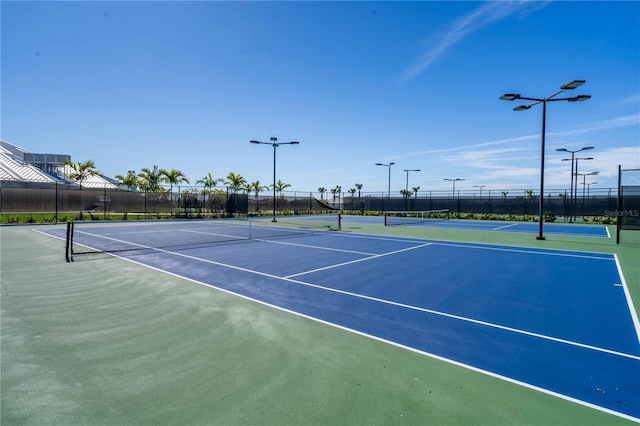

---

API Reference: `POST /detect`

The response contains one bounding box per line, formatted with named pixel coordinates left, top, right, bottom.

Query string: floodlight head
left=270, top=137, right=278, bottom=142
left=561, top=80, right=585, bottom=90
left=500, top=94, right=520, bottom=101
left=561, top=158, right=571, bottom=162
left=390, top=162, right=395, bottom=166
left=250, top=140, right=260, bottom=144
left=556, top=148, right=568, bottom=152
left=375, top=163, right=383, bottom=166
left=290, top=141, right=300, bottom=145
left=568, top=95, right=591, bottom=102
left=582, top=146, right=594, bottom=151
left=514, top=105, right=531, bottom=111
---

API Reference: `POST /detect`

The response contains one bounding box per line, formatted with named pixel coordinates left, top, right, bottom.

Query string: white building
left=0, top=140, right=117, bottom=189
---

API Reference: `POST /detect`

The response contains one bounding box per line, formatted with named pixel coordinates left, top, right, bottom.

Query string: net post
left=338, top=212, right=342, bottom=231
left=384, top=212, right=388, bottom=226
left=65, top=221, right=73, bottom=262
left=617, top=164, right=621, bottom=244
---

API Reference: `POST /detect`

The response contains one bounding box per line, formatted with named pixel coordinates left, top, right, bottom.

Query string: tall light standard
left=403, top=169, right=420, bottom=210
left=444, top=178, right=465, bottom=197
left=473, top=185, right=486, bottom=197
left=375, top=162, right=395, bottom=198
left=500, top=80, right=591, bottom=240
left=582, top=181, right=598, bottom=208
left=573, top=156, right=594, bottom=221
left=403, top=169, right=421, bottom=193
left=577, top=171, right=599, bottom=216
left=250, top=137, right=299, bottom=222
left=557, top=146, right=593, bottom=222
left=444, top=178, right=464, bottom=216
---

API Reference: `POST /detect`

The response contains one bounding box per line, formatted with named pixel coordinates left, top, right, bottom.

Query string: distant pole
left=251, top=138, right=300, bottom=221
left=375, top=162, right=395, bottom=199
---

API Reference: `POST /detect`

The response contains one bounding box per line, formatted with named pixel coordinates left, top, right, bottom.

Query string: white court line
left=98, top=235, right=639, bottom=362
left=83, top=241, right=639, bottom=424
left=492, top=223, right=519, bottom=231
left=284, top=243, right=433, bottom=279
left=254, top=238, right=377, bottom=256
left=326, top=231, right=615, bottom=260
left=433, top=241, right=613, bottom=261
left=615, top=254, right=640, bottom=345
left=35, top=227, right=640, bottom=423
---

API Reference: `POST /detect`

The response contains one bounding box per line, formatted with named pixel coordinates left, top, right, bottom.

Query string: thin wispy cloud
left=387, top=113, right=639, bottom=162
left=398, top=0, right=549, bottom=83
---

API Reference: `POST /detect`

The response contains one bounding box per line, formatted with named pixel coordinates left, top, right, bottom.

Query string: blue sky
left=2, top=1, right=639, bottom=195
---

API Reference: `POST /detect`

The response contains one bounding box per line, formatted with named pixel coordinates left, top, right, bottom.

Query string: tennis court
left=346, top=214, right=610, bottom=237
left=38, top=218, right=640, bottom=422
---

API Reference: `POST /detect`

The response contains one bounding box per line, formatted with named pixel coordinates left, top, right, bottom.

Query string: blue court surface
left=43, top=221, right=640, bottom=421
left=343, top=215, right=610, bottom=237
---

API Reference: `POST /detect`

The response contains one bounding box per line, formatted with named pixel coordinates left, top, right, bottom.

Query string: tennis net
left=384, top=209, right=450, bottom=226
left=65, top=214, right=341, bottom=261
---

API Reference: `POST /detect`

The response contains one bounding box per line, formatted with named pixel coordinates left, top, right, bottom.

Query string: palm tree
left=331, top=185, right=342, bottom=204
left=64, top=159, right=97, bottom=188
left=318, top=187, right=327, bottom=200
left=355, top=183, right=363, bottom=212
left=114, top=170, right=139, bottom=191
left=273, top=179, right=291, bottom=198
left=197, top=172, right=221, bottom=214
left=160, top=168, right=189, bottom=214
left=196, top=172, right=220, bottom=190
left=412, top=186, right=420, bottom=199
left=225, top=172, right=247, bottom=193
left=355, top=183, right=363, bottom=199
left=248, top=181, right=268, bottom=198
left=248, top=181, right=268, bottom=212
left=348, top=188, right=356, bottom=209
left=161, top=168, right=190, bottom=193
left=138, top=166, right=164, bottom=192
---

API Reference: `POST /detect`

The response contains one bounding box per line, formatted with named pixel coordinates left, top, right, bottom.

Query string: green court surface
left=1, top=222, right=638, bottom=425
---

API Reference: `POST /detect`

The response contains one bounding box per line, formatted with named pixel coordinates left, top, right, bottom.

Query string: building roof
left=0, top=148, right=58, bottom=183
left=0, top=140, right=117, bottom=188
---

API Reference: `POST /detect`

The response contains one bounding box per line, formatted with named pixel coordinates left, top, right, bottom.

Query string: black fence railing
left=0, top=183, right=624, bottom=223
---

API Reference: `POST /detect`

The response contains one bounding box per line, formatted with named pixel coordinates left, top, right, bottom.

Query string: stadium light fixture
left=500, top=79, right=590, bottom=240
left=403, top=169, right=421, bottom=194
left=576, top=171, right=599, bottom=209
left=443, top=178, right=465, bottom=196
left=474, top=185, right=486, bottom=198
left=561, top=80, right=585, bottom=90
left=376, top=162, right=395, bottom=199
left=556, top=146, right=595, bottom=222
left=250, top=137, right=300, bottom=222
left=572, top=156, right=594, bottom=222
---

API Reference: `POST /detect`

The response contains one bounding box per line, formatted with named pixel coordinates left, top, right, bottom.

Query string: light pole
left=250, top=137, right=299, bottom=222
left=557, top=146, right=593, bottom=222
left=403, top=169, right=421, bottom=193
left=577, top=171, right=599, bottom=216
left=444, top=178, right=465, bottom=197
left=582, top=181, right=598, bottom=208
left=500, top=79, right=591, bottom=240
left=444, top=178, right=464, bottom=215
left=573, top=157, right=594, bottom=222
left=473, top=185, right=486, bottom=197
left=375, top=162, right=395, bottom=199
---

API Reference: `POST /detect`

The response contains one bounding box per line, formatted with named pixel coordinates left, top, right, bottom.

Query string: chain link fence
left=0, top=183, right=621, bottom=223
